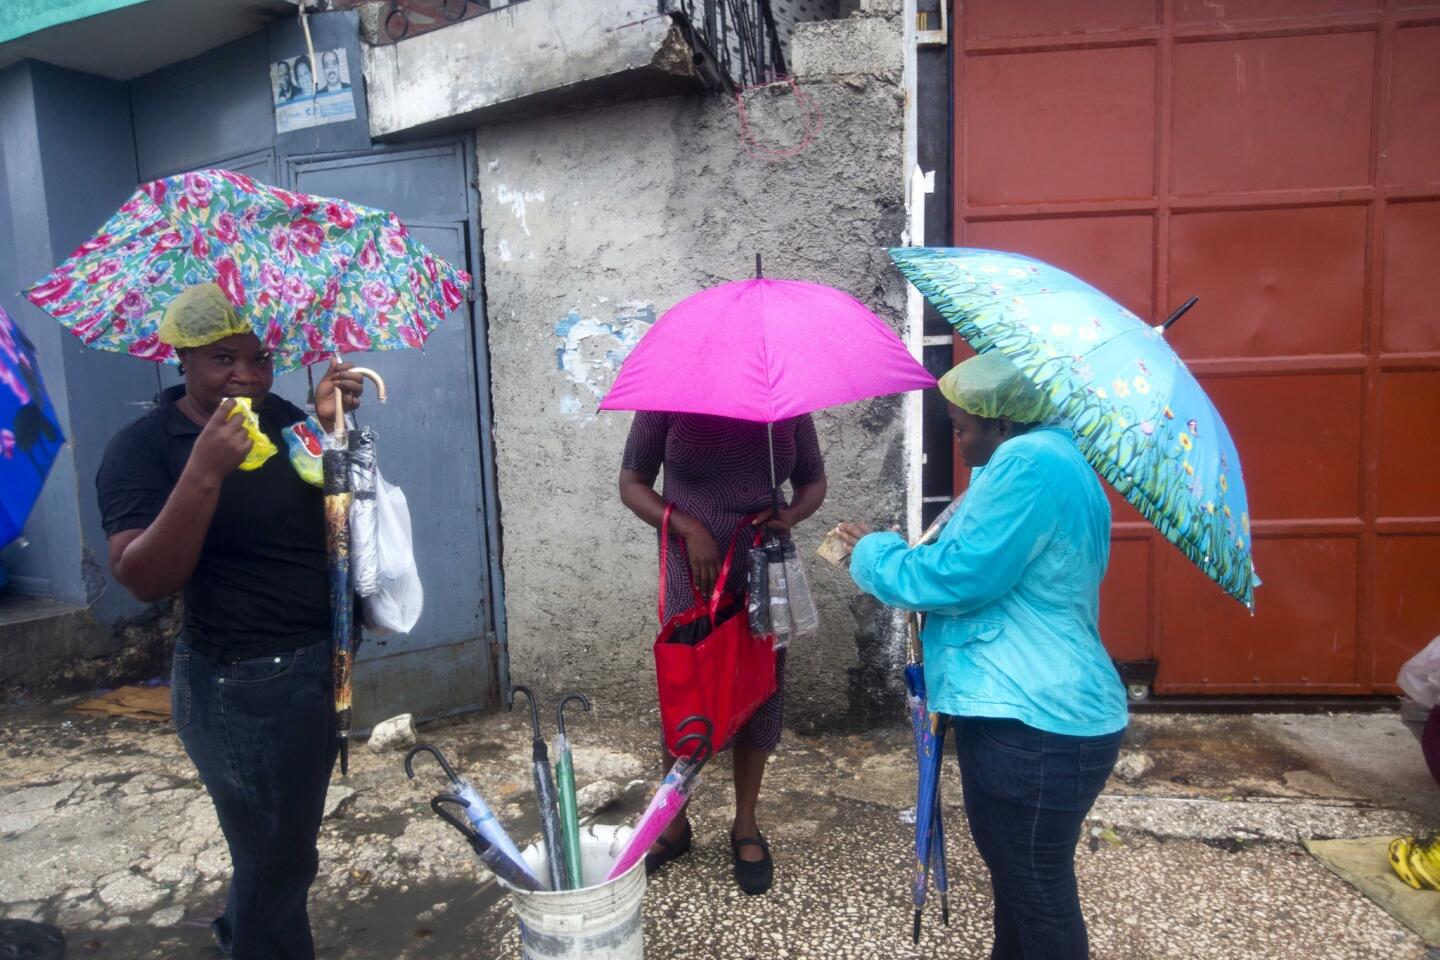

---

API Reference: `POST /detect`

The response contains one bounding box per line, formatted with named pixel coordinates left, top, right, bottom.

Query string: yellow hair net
left=157, top=283, right=251, bottom=349
left=938, top=351, right=1052, bottom=423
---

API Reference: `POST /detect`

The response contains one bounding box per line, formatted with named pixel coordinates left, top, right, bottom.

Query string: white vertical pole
left=902, top=0, right=922, bottom=543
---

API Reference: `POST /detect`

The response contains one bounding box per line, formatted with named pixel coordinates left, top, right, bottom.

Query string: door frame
left=283, top=136, right=510, bottom=707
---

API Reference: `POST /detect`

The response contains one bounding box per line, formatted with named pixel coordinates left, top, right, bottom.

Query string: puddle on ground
left=1123, top=717, right=1321, bottom=795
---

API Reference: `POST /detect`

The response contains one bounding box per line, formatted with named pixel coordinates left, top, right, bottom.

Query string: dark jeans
left=952, top=717, right=1123, bottom=960
left=172, top=636, right=338, bottom=960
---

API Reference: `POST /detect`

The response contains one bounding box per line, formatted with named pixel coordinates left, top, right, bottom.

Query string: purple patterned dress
left=623, top=412, right=825, bottom=751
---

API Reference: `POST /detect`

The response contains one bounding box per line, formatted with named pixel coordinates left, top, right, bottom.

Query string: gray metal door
left=285, top=144, right=501, bottom=727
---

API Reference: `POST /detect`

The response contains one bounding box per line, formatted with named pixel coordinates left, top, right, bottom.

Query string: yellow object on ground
left=1305, top=836, right=1440, bottom=946
left=228, top=397, right=278, bottom=471
left=156, top=282, right=250, bottom=349
left=70, top=685, right=171, bottom=722
left=1390, top=834, right=1440, bottom=891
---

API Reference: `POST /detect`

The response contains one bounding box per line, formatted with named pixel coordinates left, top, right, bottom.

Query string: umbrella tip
left=755, top=253, right=762, bottom=279
left=912, top=911, right=921, bottom=944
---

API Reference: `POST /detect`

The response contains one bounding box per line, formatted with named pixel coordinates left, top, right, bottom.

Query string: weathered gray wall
left=477, top=15, right=909, bottom=730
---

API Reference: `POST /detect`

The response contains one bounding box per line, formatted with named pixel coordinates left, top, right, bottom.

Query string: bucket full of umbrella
left=407, top=694, right=730, bottom=959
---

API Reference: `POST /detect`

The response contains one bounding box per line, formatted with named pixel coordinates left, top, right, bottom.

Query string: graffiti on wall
left=553, top=301, right=655, bottom=419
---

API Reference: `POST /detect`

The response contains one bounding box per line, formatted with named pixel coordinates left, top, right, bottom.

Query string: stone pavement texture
left=1, top=701, right=1437, bottom=959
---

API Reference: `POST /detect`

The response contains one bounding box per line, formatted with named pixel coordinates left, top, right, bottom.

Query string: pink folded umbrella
left=599, top=266, right=936, bottom=423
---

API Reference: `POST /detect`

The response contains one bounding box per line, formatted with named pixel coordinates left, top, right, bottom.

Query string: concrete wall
left=478, top=13, right=910, bottom=730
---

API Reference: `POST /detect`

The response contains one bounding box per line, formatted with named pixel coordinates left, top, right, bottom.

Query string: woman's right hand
left=187, top=399, right=253, bottom=487
left=676, top=517, right=722, bottom=598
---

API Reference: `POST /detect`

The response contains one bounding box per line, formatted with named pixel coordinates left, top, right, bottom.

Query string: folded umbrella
left=906, top=661, right=948, bottom=943
left=553, top=693, right=592, bottom=890
left=429, top=795, right=542, bottom=892
left=889, top=247, right=1258, bottom=608
left=405, top=743, right=542, bottom=890
left=511, top=685, right=568, bottom=891
left=904, top=497, right=961, bottom=941
left=606, top=716, right=714, bottom=882
left=0, top=306, right=63, bottom=549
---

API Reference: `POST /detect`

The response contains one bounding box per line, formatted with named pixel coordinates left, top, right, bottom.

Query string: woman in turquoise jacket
left=838, top=351, right=1127, bottom=960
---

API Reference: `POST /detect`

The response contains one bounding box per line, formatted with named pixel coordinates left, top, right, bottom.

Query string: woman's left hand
left=834, top=522, right=874, bottom=547
left=315, top=359, right=365, bottom=430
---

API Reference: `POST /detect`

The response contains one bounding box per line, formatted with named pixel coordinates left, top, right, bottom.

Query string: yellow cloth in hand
left=227, top=397, right=278, bottom=471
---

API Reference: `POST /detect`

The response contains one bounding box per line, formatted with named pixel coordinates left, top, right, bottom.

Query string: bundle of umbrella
left=408, top=706, right=719, bottom=893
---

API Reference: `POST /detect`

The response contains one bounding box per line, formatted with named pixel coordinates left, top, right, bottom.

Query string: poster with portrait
left=271, top=48, right=357, bottom=134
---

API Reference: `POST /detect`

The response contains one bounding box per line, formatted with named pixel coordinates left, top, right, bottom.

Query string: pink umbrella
left=601, top=259, right=936, bottom=514
left=601, top=261, right=935, bottom=423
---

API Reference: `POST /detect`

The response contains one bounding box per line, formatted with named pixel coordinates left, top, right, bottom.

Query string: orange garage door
left=951, top=0, right=1440, bottom=695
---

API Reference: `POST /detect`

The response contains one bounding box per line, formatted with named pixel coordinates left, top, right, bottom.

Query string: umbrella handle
left=510, top=684, right=544, bottom=741
left=555, top=692, right=592, bottom=738
left=431, top=793, right=484, bottom=844
left=329, top=352, right=388, bottom=442
left=405, top=742, right=462, bottom=785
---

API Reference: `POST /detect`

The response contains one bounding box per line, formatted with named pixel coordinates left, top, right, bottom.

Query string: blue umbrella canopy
left=890, top=247, right=1259, bottom=609
left=0, top=305, right=63, bottom=549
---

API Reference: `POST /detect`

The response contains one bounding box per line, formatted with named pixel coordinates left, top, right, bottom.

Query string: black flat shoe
left=730, top=830, right=773, bottom=895
left=644, top=818, right=692, bottom=876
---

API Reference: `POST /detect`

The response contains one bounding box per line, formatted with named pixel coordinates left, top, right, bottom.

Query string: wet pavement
left=1, top=699, right=1436, bottom=958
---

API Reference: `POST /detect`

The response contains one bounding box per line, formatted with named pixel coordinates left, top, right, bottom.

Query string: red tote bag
left=653, top=505, right=779, bottom=756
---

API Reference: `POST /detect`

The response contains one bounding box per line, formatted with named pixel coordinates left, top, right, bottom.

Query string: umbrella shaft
left=767, top=422, right=781, bottom=518
left=555, top=755, right=584, bottom=889
left=534, top=767, right=569, bottom=890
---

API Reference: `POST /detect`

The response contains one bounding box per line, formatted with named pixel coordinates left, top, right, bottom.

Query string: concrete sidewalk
left=0, top=701, right=1436, bottom=958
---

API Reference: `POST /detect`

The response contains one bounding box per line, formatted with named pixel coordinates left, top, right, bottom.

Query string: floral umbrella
left=890, top=247, right=1258, bottom=609
left=24, top=169, right=468, bottom=371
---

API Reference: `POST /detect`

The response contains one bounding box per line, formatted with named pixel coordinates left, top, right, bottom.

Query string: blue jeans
left=952, top=717, right=1123, bottom=960
left=172, top=637, right=338, bottom=960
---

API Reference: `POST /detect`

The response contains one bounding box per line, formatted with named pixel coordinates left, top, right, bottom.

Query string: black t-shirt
left=96, top=386, right=329, bottom=660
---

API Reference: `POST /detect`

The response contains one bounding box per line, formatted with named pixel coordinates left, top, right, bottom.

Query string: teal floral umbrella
left=24, top=169, right=468, bottom=371
left=890, top=247, right=1258, bottom=608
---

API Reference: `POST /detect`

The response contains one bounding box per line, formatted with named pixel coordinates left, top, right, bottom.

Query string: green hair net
left=938, top=351, right=1052, bottom=424
left=157, top=283, right=251, bottom=349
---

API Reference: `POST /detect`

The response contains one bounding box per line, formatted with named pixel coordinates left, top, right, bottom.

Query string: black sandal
left=730, top=830, right=774, bottom=895
left=644, top=818, right=693, bottom=876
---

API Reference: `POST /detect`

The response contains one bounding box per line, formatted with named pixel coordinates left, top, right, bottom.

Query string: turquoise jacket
left=850, top=427, right=1128, bottom=737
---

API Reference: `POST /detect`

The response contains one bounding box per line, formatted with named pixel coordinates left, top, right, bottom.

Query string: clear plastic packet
left=781, top=538, right=819, bottom=636
left=766, top=536, right=794, bottom=650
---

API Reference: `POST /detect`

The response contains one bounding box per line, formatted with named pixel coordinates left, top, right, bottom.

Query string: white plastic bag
left=1398, top=636, right=1440, bottom=709
left=361, top=473, right=423, bottom=634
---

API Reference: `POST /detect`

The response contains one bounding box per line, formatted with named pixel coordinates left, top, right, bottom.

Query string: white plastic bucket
left=502, top=823, right=647, bottom=960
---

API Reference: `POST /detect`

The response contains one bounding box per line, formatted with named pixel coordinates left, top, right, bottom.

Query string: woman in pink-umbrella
left=619, top=412, right=827, bottom=894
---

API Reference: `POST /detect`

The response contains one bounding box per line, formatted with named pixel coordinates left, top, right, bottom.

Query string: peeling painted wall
left=477, top=14, right=910, bottom=730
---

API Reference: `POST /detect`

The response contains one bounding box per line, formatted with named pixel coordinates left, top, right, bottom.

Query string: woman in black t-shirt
left=96, top=284, right=363, bottom=960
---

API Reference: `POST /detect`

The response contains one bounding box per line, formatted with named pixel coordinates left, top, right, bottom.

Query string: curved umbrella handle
left=556, top=692, right=592, bottom=737
left=510, top=684, right=544, bottom=741
left=328, top=352, right=388, bottom=442
left=676, top=714, right=714, bottom=743
left=430, top=793, right=482, bottom=842
left=405, top=742, right=462, bottom=785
